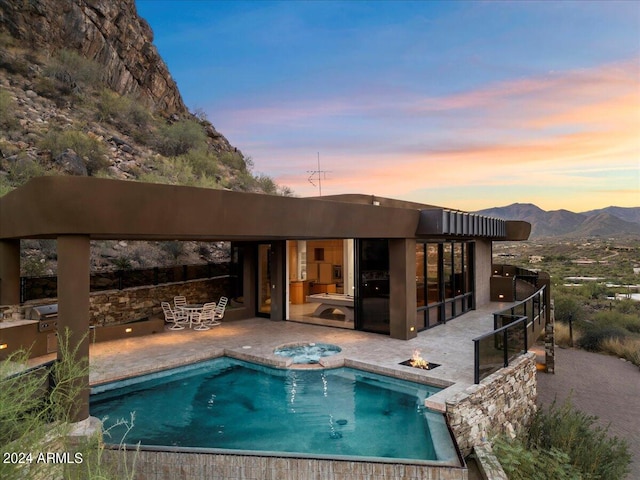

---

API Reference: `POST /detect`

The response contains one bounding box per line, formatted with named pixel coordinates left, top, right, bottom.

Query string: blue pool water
left=274, top=342, right=341, bottom=364
left=90, top=358, right=458, bottom=462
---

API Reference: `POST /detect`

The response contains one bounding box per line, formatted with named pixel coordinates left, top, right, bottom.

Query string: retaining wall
left=445, top=352, right=537, bottom=456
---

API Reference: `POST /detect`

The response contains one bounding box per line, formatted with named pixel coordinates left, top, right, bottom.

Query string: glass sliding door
left=356, top=239, right=390, bottom=334
left=257, top=243, right=271, bottom=316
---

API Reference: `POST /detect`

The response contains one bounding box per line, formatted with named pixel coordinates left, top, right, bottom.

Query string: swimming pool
left=90, top=357, right=459, bottom=463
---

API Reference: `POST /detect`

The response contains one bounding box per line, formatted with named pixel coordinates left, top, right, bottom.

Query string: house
left=0, top=176, right=531, bottom=421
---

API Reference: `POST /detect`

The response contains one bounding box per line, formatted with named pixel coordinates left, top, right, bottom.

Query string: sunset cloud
left=139, top=1, right=640, bottom=210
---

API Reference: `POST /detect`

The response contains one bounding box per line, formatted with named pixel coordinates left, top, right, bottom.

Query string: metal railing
left=473, top=284, right=547, bottom=383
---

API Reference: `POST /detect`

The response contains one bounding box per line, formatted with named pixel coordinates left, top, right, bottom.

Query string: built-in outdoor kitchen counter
left=0, top=318, right=55, bottom=360
left=0, top=303, right=165, bottom=361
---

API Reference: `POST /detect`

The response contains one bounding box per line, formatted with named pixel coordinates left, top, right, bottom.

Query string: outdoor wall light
left=410, top=326, right=415, bottom=332
left=498, top=294, right=505, bottom=299
left=125, top=327, right=133, bottom=333
left=0, top=343, right=7, bottom=350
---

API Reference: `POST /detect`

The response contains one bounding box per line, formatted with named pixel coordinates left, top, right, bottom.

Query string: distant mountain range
left=474, top=204, right=640, bottom=239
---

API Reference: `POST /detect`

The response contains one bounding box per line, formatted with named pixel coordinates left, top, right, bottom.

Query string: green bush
left=39, top=129, right=108, bottom=175
left=494, top=399, right=630, bottom=479
left=593, top=310, right=640, bottom=334
left=96, top=89, right=152, bottom=133
left=493, top=438, right=581, bottom=480
left=553, top=293, right=583, bottom=323
left=7, top=155, right=47, bottom=185
left=0, top=330, right=135, bottom=480
left=0, top=89, right=18, bottom=129
left=527, top=399, right=630, bottom=479
left=178, top=148, right=220, bottom=179
left=578, top=326, right=627, bottom=352
left=44, top=49, right=103, bottom=93
left=154, top=119, right=207, bottom=156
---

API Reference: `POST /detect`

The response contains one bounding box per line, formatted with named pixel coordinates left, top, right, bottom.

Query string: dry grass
left=553, top=322, right=580, bottom=348
left=601, top=337, right=640, bottom=366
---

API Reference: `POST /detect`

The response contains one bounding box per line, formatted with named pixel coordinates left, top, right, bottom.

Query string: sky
left=136, top=0, right=640, bottom=212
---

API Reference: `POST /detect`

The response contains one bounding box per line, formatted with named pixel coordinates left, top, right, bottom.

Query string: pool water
left=91, top=358, right=457, bottom=462
left=274, top=342, right=341, bottom=364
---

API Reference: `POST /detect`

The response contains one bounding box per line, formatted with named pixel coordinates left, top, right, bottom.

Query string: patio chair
left=200, top=302, right=220, bottom=327
left=174, top=295, right=187, bottom=309
left=191, top=311, right=210, bottom=331
left=162, top=301, right=188, bottom=330
left=212, top=296, right=228, bottom=323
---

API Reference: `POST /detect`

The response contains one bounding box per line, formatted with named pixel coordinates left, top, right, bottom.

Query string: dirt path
left=536, top=347, right=640, bottom=479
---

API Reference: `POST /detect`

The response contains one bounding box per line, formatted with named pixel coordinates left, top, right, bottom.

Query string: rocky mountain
left=0, top=0, right=186, bottom=115
left=0, top=0, right=289, bottom=275
left=476, top=203, right=640, bottom=239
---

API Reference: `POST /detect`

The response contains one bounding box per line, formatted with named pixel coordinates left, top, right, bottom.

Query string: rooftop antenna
left=307, top=152, right=330, bottom=196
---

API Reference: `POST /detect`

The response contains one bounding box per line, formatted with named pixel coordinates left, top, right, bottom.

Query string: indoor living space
left=286, top=239, right=355, bottom=330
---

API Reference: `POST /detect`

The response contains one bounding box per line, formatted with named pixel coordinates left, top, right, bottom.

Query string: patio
left=30, top=301, right=512, bottom=410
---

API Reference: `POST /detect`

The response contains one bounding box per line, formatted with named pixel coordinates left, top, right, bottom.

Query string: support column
left=0, top=239, right=21, bottom=305
left=57, top=235, right=90, bottom=422
left=270, top=241, right=286, bottom=321
left=389, top=238, right=417, bottom=340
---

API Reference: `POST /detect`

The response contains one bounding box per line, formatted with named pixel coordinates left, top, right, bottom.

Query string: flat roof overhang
left=0, top=176, right=530, bottom=242
left=0, top=176, right=422, bottom=241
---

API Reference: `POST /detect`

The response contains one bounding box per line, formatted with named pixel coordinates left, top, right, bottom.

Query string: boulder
left=54, top=148, right=87, bottom=176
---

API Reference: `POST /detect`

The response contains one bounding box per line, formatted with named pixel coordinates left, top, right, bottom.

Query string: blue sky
left=137, top=0, right=639, bottom=211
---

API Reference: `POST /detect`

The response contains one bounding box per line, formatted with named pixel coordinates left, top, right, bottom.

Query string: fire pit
left=400, top=349, right=440, bottom=370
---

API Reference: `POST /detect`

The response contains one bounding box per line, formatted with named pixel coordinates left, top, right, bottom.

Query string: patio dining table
left=178, top=304, right=204, bottom=328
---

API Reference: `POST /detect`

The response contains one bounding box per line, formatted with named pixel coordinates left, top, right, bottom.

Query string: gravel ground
left=536, top=347, right=640, bottom=480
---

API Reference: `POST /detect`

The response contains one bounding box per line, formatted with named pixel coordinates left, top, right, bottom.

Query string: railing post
left=474, top=340, right=480, bottom=384
left=523, top=317, right=528, bottom=352
left=503, top=329, right=509, bottom=367
left=20, top=276, right=26, bottom=303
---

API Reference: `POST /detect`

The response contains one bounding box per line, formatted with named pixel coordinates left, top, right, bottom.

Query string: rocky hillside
left=476, top=203, right=640, bottom=239
left=1, top=0, right=186, bottom=115
left=0, top=0, right=289, bottom=275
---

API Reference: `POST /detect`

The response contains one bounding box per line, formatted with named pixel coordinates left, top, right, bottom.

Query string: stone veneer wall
left=104, top=450, right=468, bottom=480
left=89, top=277, right=230, bottom=326
left=16, top=277, right=230, bottom=326
left=446, top=352, right=537, bottom=456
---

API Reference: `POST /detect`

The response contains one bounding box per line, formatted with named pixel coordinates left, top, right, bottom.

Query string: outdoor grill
left=26, top=304, right=58, bottom=332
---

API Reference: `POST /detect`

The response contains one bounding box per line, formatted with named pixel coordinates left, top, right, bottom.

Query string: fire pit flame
left=409, top=349, right=431, bottom=369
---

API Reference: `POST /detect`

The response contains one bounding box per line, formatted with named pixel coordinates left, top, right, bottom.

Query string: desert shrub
left=33, top=75, right=74, bottom=102
left=492, top=437, right=580, bottom=480
left=255, top=174, right=278, bottom=194
left=39, top=129, right=108, bottom=175
left=154, top=119, right=207, bottom=156
left=594, top=310, right=640, bottom=334
left=111, top=256, right=132, bottom=271
left=161, top=241, right=185, bottom=264
left=178, top=148, right=219, bottom=179
left=7, top=155, right=47, bottom=184
left=601, top=337, right=640, bottom=366
left=553, top=294, right=583, bottom=323
left=219, top=151, right=249, bottom=172
left=552, top=321, right=580, bottom=348
left=0, top=88, right=18, bottom=129
left=0, top=330, right=136, bottom=479
left=578, top=325, right=626, bottom=352
left=527, top=399, right=630, bottom=479
left=0, top=176, right=13, bottom=196
left=45, top=49, right=102, bottom=93
left=96, top=89, right=152, bottom=132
